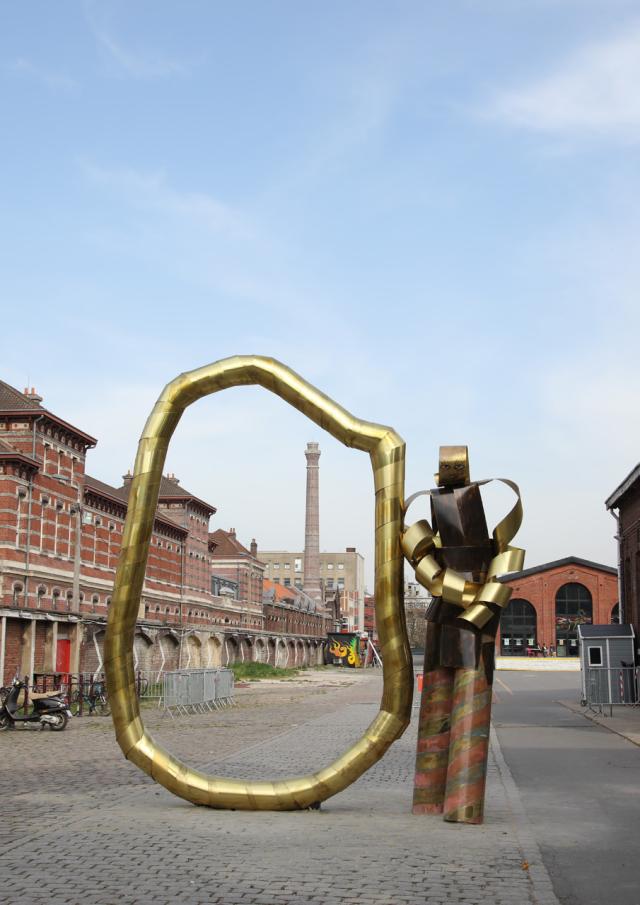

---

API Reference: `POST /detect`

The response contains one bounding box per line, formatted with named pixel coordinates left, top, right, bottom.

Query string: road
left=493, top=670, right=640, bottom=905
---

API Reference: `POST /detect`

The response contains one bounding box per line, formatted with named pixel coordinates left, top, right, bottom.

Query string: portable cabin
left=578, top=624, right=636, bottom=705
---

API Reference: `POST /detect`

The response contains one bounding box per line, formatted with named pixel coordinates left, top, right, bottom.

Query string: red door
left=56, top=639, right=71, bottom=674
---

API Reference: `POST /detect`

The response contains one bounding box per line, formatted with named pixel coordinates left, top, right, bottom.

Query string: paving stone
left=0, top=670, right=559, bottom=905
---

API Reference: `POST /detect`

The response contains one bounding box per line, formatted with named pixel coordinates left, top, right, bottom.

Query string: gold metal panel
left=105, top=355, right=412, bottom=810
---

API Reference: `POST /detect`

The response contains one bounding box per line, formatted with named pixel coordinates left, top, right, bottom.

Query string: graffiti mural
left=327, top=633, right=361, bottom=668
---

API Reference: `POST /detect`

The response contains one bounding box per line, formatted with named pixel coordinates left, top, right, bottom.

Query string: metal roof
left=605, top=462, right=640, bottom=510
left=499, top=555, right=617, bottom=582
left=577, top=624, right=634, bottom=639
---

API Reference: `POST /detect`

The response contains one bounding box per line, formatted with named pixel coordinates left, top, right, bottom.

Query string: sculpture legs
left=413, top=664, right=492, bottom=824
left=413, top=667, right=453, bottom=814
left=443, top=666, right=492, bottom=824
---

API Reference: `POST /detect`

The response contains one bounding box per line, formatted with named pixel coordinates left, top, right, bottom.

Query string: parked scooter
left=0, top=678, right=71, bottom=731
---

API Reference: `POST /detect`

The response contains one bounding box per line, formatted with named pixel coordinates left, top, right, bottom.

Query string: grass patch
left=230, top=662, right=302, bottom=681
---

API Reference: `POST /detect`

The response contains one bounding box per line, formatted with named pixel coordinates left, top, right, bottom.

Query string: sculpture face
left=104, top=355, right=413, bottom=811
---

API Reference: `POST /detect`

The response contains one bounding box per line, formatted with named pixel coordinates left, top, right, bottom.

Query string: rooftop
left=499, top=555, right=617, bottom=583
left=605, top=462, right=640, bottom=510
left=0, top=378, right=97, bottom=448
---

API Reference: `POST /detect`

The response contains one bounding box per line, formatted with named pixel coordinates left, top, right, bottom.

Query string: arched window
left=611, top=603, right=620, bottom=624
left=555, top=582, right=592, bottom=656
left=500, top=599, right=537, bottom=656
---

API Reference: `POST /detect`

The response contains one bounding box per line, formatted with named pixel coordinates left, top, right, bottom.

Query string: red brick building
left=606, top=464, right=640, bottom=655
left=0, top=379, right=327, bottom=683
left=363, top=594, right=377, bottom=641
left=497, top=557, right=618, bottom=658
left=210, top=529, right=266, bottom=630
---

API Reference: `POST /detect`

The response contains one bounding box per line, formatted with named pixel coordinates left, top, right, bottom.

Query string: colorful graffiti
left=327, top=633, right=362, bottom=668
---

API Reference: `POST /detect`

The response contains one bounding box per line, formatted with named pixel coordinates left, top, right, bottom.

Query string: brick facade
left=497, top=557, right=618, bottom=658
left=0, top=380, right=326, bottom=684
left=606, top=464, right=640, bottom=656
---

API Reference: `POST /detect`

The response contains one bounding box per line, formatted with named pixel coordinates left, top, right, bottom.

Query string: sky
left=2, top=1, right=639, bottom=590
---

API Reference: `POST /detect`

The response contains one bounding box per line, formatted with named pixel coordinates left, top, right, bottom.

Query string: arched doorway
left=185, top=634, right=202, bottom=668
left=500, top=599, right=537, bottom=656
left=206, top=636, right=222, bottom=667
left=225, top=636, right=239, bottom=665
left=555, top=582, right=592, bottom=657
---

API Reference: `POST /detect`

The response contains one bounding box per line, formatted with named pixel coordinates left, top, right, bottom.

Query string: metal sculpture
left=104, top=356, right=412, bottom=811
left=402, top=446, right=524, bottom=823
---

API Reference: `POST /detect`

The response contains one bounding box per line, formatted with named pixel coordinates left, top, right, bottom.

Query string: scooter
left=0, top=678, right=71, bottom=731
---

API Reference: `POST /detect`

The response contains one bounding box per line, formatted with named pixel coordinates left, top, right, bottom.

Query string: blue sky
left=2, top=1, right=639, bottom=587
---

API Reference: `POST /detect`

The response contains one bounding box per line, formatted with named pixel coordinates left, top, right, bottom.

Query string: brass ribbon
left=401, top=480, right=525, bottom=629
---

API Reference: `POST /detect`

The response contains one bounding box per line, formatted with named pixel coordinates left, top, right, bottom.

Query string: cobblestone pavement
left=0, top=670, right=559, bottom=905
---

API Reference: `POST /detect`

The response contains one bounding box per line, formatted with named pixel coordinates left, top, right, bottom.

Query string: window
left=283, top=578, right=291, bottom=587
left=337, top=563, right=344, bottom=570
left=555, top=583, right=592, bottom=653
left=326, top=579, right=334, bottom=589
left=284, top=563, right=290, bottom=570
left=273, top=563, right=279, bottom=569
left=337, top=578, right=345, bottom=590
left=327, top=563, right=334, bottom=571
left=294, top=558, right=302, bottom=572
left=588, top=647, right=603, bottom=666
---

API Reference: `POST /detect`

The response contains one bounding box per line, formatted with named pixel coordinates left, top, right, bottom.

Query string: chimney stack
left=122, top=470, right=133, bottom=487
left=250, top=538, right=258, bottom=557
left=23, top=387, right=43, bottom=404
left=303, top=442, right=322, bottom=603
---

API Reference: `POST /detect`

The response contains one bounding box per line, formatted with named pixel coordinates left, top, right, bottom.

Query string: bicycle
left=70, top=680, right=111, bottom=716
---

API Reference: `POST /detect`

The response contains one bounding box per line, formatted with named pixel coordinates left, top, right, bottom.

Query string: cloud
left=6, top=58, right=77, bottom=91
left=84, top=4, right=190, bottom=79
left=486, top=22, right=640, bottom=140
left=83, top=164, right=253, bottom=240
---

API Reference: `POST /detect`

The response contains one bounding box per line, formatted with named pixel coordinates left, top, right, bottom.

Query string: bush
left=230, top=662, right=302, bottom=681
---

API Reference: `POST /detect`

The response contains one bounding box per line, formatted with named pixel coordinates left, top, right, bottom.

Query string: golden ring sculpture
left=104, top=355, right=413, bottom=810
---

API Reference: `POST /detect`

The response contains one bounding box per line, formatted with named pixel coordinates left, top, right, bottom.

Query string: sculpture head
left=435, top=445, right=470, bottom=488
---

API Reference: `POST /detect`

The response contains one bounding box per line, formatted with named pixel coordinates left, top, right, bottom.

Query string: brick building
left=262, top=580, right=327, bottom=665
left=261, top=547, right=365, bottom=630
left=0, top=379, right=327, bottom=682
left=606, top=464, right=640, bottom=655
left=497, top=557, right=618, bottom=658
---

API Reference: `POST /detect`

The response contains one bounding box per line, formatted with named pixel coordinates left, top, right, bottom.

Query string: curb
left=558, top=699, right=640, bottom=748
left=490, top=727, right=561, bottom=905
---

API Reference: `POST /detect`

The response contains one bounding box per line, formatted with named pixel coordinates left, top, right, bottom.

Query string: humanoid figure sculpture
left=402, top=446, right=524, bottom=824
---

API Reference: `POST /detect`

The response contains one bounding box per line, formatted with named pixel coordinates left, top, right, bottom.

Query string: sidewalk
left=1, top=669, right=560, bottom=905
left=560, top=698, right=640, bottom=747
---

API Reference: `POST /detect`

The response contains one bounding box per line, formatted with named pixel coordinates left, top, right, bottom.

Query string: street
left=493, top=670, right=640, bottom=905
left=0, top=668, right=556, bottom=905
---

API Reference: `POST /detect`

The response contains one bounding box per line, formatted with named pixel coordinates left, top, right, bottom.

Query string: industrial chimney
left=303, top=442, right=322, bottom=603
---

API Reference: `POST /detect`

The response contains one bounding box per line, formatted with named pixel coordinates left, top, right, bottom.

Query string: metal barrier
left=160, top=668, right=234, bottom=715
left=584, top=666, right=639, bottom=715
